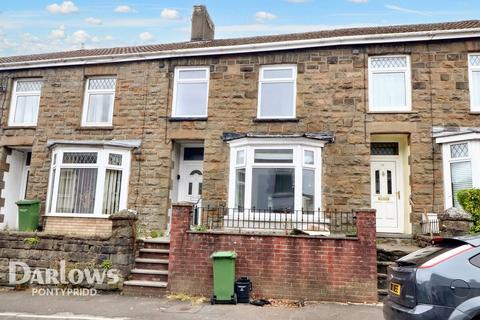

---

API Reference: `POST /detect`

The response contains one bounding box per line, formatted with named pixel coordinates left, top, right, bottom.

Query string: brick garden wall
left=0, top=212, right=137, bottom=290
left=168, top=204, right=377, bottom=303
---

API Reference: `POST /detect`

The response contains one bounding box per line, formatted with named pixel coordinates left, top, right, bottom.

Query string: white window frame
left=46, top=146, right=131, bottom=218
left=81, top=77, right=117, bottom=127
left=437, top=135, right=480, bottom=209
left=8, top=78, right=43, bottom=127
left=227, top=138, right=323, bottom=220
left=468, top=53, right=480, bottom=112
left=172, top=66, right=210, bottom=118
left=368, top=55, right=412, bottom=112
left=257, top=65, right=297, bottom=119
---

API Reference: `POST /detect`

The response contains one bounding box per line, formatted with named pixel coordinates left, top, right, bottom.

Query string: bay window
left=47, top=147, right=131, bottom=217
left=228, top=138, right=323, bottom=214
left=9, top=79, right=43, bottom=126
left=368, top=55, right=411, bottom=112
left=438, top=137, right=480, bottom=209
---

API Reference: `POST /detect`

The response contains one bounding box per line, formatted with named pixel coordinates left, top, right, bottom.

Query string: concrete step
left=124, top=280, right=167, bottom=288
left=139, top=248, right=169, bottom=260
left=134, top=258, right=169, bottom=271
left=142, top=238, right=170, bottom=250
left=378, top=289, right=388, bottom=302
left=377, top=261, right=395, bottom=274
left=131, top=269, right=168, bottom=282
left=123, top=280, right=168, bottom=297
left=377, top=273, right=388, bottom=290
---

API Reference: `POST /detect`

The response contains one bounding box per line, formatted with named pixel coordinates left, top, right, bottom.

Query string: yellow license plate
left=390, top=282, right=401, bottom=296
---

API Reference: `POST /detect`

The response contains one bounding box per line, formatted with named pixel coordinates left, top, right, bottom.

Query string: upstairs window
left=368, top=55, right=411, bottom=112
left=469, top=54, right=480, bottom=112
left=258, top=65, right=297, bottom=119
left=47, top=147, right=131, bottom=216
left=172, top=67, right=209, bottom=118
left=82, top=77, right=117, bottom=127
left=9, top=79, right=43, bottom=126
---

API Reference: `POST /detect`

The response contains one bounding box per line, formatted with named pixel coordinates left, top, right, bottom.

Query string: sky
left=0, top=0, right=479, bottom=57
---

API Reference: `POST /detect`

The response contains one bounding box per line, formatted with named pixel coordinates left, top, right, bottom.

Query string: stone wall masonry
left=0, top=39, right=479, bottom=234
left=168, top=204, right=378, bottom=303
left=0, top=211, right=137, bottom=290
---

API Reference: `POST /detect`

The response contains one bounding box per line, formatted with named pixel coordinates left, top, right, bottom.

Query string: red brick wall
left=168, top=204, right=377, bottom=303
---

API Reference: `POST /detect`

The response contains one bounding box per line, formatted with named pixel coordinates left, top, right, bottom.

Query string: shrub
left=457, top=189, right=480, bottom=233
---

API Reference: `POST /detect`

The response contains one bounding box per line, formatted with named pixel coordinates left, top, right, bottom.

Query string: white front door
left=178, top=145, right=204, bottom=204
left=0, top=150, right=30, bottom=229
left=371, top=160, right=403, bottom=233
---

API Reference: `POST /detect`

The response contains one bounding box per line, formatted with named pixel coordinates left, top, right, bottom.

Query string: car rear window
left=397, top=242, right=463, bottom=266
left=470, top=254, right=480, bottom=268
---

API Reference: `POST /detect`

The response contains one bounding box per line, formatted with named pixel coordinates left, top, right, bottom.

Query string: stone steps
left=123, top=239, right=170, bottom=296
left=376, top=242, right=420, bottom=302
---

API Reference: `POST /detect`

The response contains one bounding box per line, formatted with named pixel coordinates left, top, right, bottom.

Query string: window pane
left=63, top=152, right=97, bottom=164
left=387, top=170, right=392, bottom=195
left=371, top=72, right=406, bottom=109
left=178, top=69, right=207, bottom=80
left=254, top=149, right=293, bottom=163
left=88, top=78, right=116, bottom=90
left=236, top=149, right=245, bottom=166
left=371, top=56, right=407, bottom=69
left=56, top=168, right=97, bottom=214
left=451, top=161, right=472, bottom=208
left=471, top=71, right=480, bottom=108
left=470, top=55, right=480, bottom=67
left=108, top=153, right=123, bottom=166
left=371, top=142, right=399, bottom=156
left=235, top=168, right=245, bottom=209
left=302, top=169, right=315, bottom=211
left=259, top=82, right=294, bottom=118
left=450, top=143, right=469, bottom=158
left=103, top=169, right=122, bottom=215
left=263, top=68, right=293, bottom=79
left=16, top=80, right=42, bottom=92
left=175, top=82, right=208, bottom=116
left=252, top=168, right=294, bottom=211
left=304, top=150, right=314, bottom=165
left=14, top=95, right=39, bottom=123
left=86, top=93, right=113, bottom=123
left=183, top=147, right=204, bottom=161
left=375, top=170, right=380, bottom=194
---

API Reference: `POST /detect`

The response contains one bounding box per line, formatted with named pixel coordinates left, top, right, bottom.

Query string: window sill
left=367, top=111, right=418, bottom=115
left=169, top=117, right=208, bottom=122
left=253, top=118, right=299, bottom=123
left=3, top=125, right=37, bottom=130
left=45, top=214, right=111, bottom=219
left=469, top=112, right=480, bottom=115
left=76, top=126, right=114, bottom=131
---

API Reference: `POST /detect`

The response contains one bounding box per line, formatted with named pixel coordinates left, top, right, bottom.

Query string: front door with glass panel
left=371, top=160, right=401, bottom=233
left=178, top=145, right=204, bottom=204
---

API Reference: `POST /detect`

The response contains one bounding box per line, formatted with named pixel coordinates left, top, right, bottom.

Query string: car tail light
left=419, top=244, right=473, bottom=269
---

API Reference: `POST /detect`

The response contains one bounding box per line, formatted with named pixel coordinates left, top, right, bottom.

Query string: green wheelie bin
left=210, top=251, right=237, bottom=304
left=16, top=200, right=40, bottom=231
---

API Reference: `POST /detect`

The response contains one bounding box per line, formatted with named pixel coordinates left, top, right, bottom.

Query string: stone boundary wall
left=0, top=212, right=137, bottom=290
left=168, top=204, right=377, bottom=303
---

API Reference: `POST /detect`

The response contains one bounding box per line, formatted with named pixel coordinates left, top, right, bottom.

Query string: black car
left=384, top=235, right=480, bottom=320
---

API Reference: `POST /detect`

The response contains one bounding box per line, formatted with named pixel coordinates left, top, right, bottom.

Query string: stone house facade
left=0, top=6, right=479, bottom=236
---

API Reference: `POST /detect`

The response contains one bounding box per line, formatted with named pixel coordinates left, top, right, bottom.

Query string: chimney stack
left=191, top=5, right=215, bottom=41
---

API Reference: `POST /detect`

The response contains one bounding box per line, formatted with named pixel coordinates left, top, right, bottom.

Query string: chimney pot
left=191, top=5, right=215, bottom=41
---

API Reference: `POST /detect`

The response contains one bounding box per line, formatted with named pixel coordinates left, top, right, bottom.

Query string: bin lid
left=15, top=200, right=41, bottom=205
left=210, top=251, right=237, bottom=259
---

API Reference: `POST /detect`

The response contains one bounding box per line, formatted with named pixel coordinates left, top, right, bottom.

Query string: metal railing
left=192, top=206, right=357, bottom=236
left=421, top=212, right=440, bottom=238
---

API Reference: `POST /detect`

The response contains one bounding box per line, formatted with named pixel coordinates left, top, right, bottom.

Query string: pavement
left=0, top=289, right=384, bottom=320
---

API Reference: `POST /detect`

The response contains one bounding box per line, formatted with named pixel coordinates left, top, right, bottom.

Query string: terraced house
left=0, top=6, right=480, bottom=240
